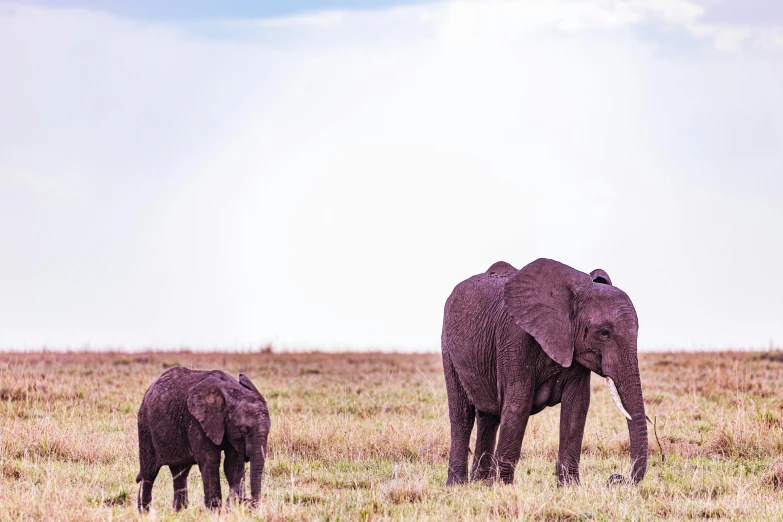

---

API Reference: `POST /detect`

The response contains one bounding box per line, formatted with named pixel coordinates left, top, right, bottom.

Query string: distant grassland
left=2, top=350, right=783, bottom=520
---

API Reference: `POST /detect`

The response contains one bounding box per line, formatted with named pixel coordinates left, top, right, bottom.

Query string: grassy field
left=2, top=350, right=783, bottom=520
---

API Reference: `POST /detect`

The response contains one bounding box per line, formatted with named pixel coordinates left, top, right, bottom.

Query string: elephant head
left=187, top=374, right=271, bottom=502
left=503, top=258, right=647, bottom=483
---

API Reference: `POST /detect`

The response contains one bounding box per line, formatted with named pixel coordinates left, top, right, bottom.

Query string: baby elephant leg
left=198, top=451, right=223, bottom=510
left=224, top=448, right=247, bottom=504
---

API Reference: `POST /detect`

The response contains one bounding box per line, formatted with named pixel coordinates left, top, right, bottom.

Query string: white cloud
left=0, top=0, right=782, bottom=351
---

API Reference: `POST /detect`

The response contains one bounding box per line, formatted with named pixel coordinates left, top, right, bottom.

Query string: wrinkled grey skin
left=136, top=367, right=271, bottom=512
left=441, top=258, right=647, bottom=486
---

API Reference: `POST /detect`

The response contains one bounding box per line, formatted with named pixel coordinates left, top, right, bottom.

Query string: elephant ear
left=503, top=258, right=591, bottom=367
left=590, top=268, right=612, bottom=285
left=239, top=374, right=261, bottom=396
left=486, top=261, right=517, bottom=276
left=187, top=377, right=226, bottom=445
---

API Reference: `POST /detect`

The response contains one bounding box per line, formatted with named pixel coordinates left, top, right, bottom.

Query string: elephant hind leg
left=137, top=466, right=160, bottom=512
left=170, top=464, right=192, bottom=511
left=471, top=411, right=500, bottom=482
left=442, top=350, right=475, bottom=485
left=137, top=425, right=159, bottom=512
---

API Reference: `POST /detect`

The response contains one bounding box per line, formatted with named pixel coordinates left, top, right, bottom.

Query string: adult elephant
left=441, top=258, right=647, bottom=486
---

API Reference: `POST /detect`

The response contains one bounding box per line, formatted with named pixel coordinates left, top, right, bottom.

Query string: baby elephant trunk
left=248, top=439, right=268, bottom=504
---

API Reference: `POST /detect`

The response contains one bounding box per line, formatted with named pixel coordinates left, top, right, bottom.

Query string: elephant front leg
left=556, top=369, right=591, bottom=486
left=224, top=448, right=246, bottom=505
left=494, top=386, right=533, bottom=484
left=197, top=451, right=223, bottom=510
left=494, top=413, right=531, bottom=483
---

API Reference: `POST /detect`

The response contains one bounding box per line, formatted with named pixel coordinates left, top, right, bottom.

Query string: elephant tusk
left=606, top=377, right=632, bottom=421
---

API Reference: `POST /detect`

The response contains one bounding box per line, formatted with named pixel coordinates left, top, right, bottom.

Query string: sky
left=1, top=0, right=782, bottom=352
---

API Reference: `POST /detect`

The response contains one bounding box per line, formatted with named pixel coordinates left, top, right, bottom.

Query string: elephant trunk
left=617, top=372, right=648, bottom=483
left=248, top=441, right=267, bottom=504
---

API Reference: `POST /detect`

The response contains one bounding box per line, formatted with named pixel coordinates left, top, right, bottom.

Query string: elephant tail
left=135, top=472, right=141, bottom=483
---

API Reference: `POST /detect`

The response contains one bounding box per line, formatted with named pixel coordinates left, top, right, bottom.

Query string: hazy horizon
left=2, top=0, right=782, bottom=352
left=2, top=343, right=780, bottom=354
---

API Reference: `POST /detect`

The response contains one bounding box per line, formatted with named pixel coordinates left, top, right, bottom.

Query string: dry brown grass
left=2, top=350, right=783, bottom=520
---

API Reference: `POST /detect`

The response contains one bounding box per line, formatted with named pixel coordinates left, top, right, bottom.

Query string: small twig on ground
left=646, top=414, right=665, bottom=463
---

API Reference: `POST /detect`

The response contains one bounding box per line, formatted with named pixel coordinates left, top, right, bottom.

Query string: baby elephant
left=136, top=367, right=271, bottom=512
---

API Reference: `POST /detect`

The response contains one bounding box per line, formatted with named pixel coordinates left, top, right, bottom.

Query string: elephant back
left=443, top=263, right=517, bottom=347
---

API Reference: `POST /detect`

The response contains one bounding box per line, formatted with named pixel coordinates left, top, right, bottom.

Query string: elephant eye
left=597, top=328, right=611, bottom=340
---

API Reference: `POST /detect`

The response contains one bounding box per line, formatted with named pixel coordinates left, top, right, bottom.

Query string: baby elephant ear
left=503, top=258, right=591, bottom=367
left=590, top=268, right=612, bottom=285
left=187, top=378, right=226, bottom=445
left=239, top=374, right=261, bottom=395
